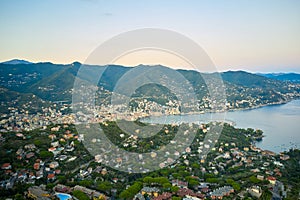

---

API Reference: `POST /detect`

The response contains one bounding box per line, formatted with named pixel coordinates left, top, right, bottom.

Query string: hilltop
left=1, top=59, right=33, bottom=65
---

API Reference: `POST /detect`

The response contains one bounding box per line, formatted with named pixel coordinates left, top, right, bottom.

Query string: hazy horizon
left=1, top=58, right=300, bottom=74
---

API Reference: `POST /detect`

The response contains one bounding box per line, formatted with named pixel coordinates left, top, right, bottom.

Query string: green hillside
left=0, top=62, right=299, bottom=109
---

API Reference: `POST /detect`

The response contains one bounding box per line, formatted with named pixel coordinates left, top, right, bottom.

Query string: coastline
left=141, top=98, right=300, bottom=120
left=140, top=98, right=300, bottom=154
left=225, top=98, right=299, bottom=113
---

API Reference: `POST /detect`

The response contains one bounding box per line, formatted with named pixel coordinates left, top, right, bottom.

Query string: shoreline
left=225, top=98, right=299, bottom=113
left=141, top=97, right=300, bottom=119
left=140, top=98, right=300, bottom=154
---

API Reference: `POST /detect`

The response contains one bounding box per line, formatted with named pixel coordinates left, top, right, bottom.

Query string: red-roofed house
left=33, top=163, right=40, bottom=170
left=177, top=188, right=194, bottom=197
left=26, top=152, right=35, bottom=159
left=267, top=176, right=276, bottom=185
left=47, top=173, right=56, bottom=181
left=153, top=192, right=172, bottom=200
left=48, top=147, right=56, bottom=152
left=1, top=163, right=12, bottom=170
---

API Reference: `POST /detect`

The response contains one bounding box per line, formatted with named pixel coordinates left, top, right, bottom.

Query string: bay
left=141, top=99, right=300, bottom=153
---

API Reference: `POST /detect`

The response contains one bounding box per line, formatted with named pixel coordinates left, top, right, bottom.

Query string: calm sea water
left=141, top=99, right=300, bottom=153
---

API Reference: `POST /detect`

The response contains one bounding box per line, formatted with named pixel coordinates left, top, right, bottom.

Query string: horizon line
left=1, top=58, right=300, bottom=74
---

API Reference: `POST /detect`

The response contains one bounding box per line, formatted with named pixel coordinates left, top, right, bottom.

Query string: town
left=1, top=64, right=300, bottom=200
left=1, top=111, right=299, bottom=199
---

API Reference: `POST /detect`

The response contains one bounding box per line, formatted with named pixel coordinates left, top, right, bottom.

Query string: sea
left=141, top=99, right=300, bottom=153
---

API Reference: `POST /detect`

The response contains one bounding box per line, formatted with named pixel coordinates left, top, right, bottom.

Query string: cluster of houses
left=0, top=104, right=294, bottom=200
left=132, top=181, right=231, bottom=200
left=26, top=184, right=106, bottom=200
left=0, top=105, right=74, bottom=133
left=197, top=140, right=289, bottom=179
left=0, top=125, right=82, bottom=190
left=210, top=186, right=234, bottom=199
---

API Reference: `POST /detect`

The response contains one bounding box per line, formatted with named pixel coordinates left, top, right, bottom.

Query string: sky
left=0, top=0, right=300, bottom=72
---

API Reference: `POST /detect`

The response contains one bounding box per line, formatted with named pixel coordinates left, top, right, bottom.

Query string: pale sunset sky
left=0, top=0, right=299, bottom=72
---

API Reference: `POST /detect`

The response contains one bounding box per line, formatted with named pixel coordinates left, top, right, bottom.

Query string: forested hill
left=1, top=61, right=300, bottom=111
left=258, top=73, right=300, bottom=83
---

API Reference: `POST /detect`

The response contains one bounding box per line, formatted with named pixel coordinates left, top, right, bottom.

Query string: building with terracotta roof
left=26, top=152, right=35, bottom=159
left=153, top=192, right=172, bottom=200
left=1, top=163, right=11, bottom=170
left=266, top=176, right=276, bottom=185
left=47, top=173, right=56, bottom=181
left=210, top=186, right=234, bottom=199
left=33, top=162, right=40, bottom=170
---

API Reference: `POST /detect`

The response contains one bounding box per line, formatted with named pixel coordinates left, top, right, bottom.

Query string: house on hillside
left=172, top=179, right=188, bottom=188
left=1, top=163, right=12, bottom=170
left=210, top=186, right=234, bottom=199
left=267, top=176, right=276, bottom=185
left=248, top=186, right=262, bottom=198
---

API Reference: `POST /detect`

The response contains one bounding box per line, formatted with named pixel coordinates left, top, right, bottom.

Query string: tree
left=204, top=173, right=216, bottom=179
left=46, top=183, right=55, bottom=190
left=172, top=173, right=180, bottom=179
left=188, top=179, right=199, bottom=188
left=97, top=181, right=112, bottom=193
left=249, top=175, right=260, bottom=184
left=39, top=150, right=53, bottom=159
left=232, top=182, right=241, bottom=191
left=206, top=178, right=218, bottom=183
left=119, top=190, right=132, bottom=199
left=172, top=197, right=181, bottom=200
left=171, top=186, right=179, bottom=193
left=73, top=190, right=89, bottom=200
left=260, top=189, right=272, bottom=200
left=14, top=193, right=25, bottom=200
left=33, top=139, right=42, bottom=147
left=160, top=169, right=171, bottom=177
left=226, top=179, right=234, bottom=185
left=79, top=180, right=93, bottom=187
left=191, top=163, right=200, bottom=169
left=57, top=175, right=67, bottom=184
left=178, top=170, right=189, bottom=178
left=119, top=182, right=142, bottom=199
left=143, top=176, right=153, bottom=185
left=153, top=177, right=169, bottom=185
left=163, top=183, right=172, bottom=190
left=226, top=178, right=241, bottom=191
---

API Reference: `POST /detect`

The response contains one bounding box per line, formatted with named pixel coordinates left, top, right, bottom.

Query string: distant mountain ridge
left=0, top=60, right=299, bottom=111
left=258, top=73, right=300, bottom=83
left=1, top=59, right=33, bottom=65
left=222, top=70, right=279, bottom=88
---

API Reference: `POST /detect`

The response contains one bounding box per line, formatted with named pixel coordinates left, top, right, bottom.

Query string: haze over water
left=142, top=99, right=300, bottom=153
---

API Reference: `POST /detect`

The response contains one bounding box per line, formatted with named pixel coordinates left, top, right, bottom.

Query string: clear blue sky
left=0, top=0, right=299, bottom=72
